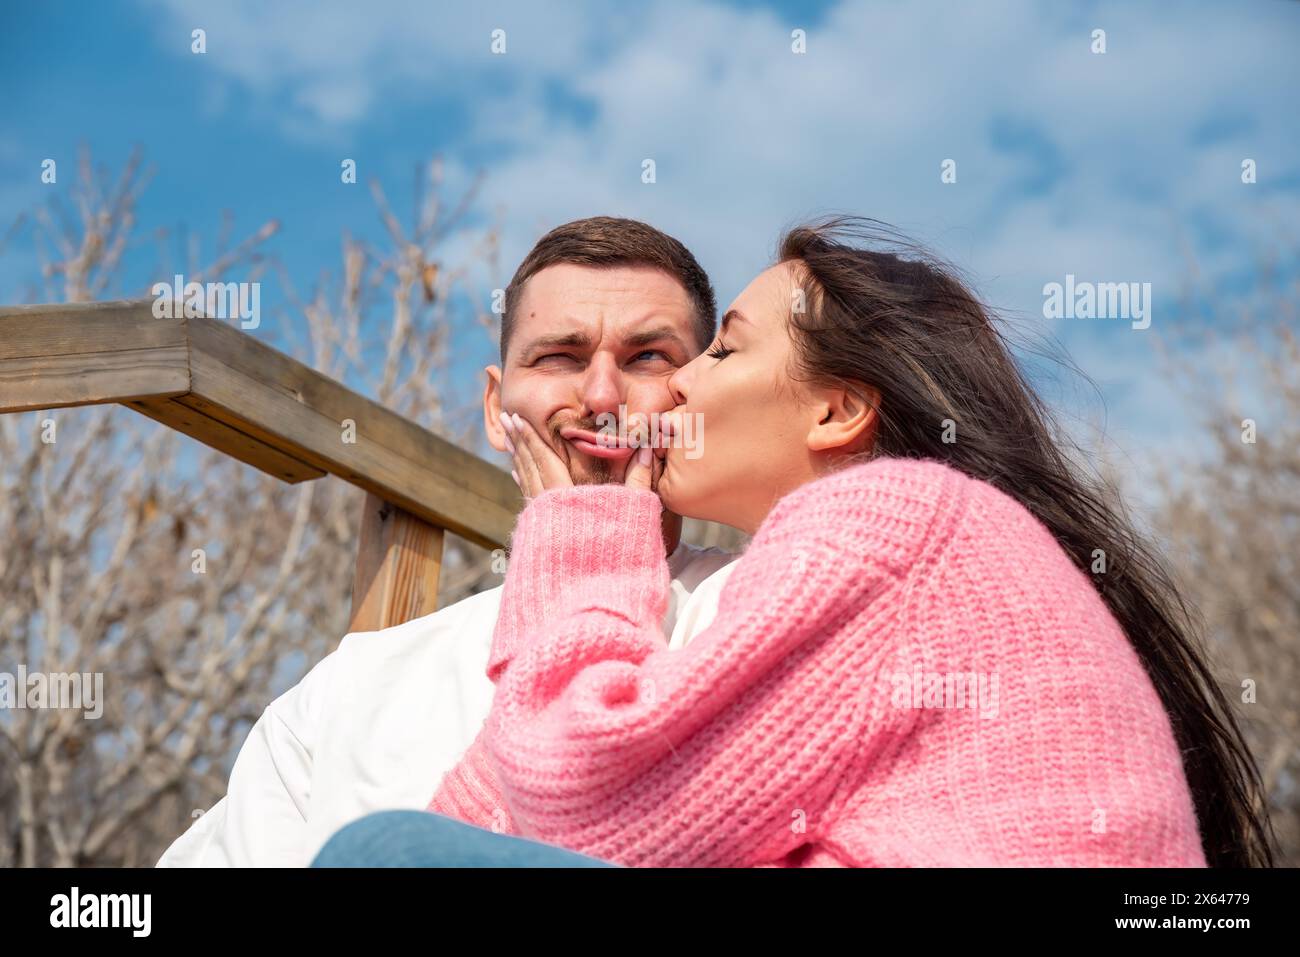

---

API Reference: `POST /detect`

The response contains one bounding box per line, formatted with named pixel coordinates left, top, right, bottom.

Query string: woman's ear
left=806, top=383, right=880, bottom=454
left=483, top=365, right=507, bottom=453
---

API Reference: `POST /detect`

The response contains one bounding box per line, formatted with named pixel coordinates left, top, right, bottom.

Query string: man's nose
left=578, top=355, right=625, bottom=419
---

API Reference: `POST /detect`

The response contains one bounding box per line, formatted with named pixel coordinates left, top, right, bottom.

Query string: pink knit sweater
left=428, top=456, right=1207, bottom=867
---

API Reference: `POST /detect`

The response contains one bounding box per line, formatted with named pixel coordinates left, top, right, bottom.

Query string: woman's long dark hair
left=777, top=216, right=1275, bottom=867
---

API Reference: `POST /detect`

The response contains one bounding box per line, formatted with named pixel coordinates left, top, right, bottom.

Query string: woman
left=318, top=218, right=1273, bottom=868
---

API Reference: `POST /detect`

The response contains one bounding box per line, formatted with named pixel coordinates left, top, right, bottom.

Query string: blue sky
left=2, top=0, right=1297, bottom=499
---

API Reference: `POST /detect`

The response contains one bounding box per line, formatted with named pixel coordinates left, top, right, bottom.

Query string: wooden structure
left=0, top=299, right=521, bottom=631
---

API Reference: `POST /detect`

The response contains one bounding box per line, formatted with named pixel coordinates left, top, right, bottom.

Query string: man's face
left=484, top=263, right=703, bottom=485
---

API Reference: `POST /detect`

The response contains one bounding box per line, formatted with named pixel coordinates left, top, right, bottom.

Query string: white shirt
left=156, top=540, right=739, bottom=867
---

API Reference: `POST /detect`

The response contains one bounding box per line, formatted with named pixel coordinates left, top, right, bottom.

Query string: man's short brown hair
left=500, top=216, right=716, bottom=364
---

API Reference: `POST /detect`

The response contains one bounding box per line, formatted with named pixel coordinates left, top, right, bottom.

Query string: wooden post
left=348, top=492, right=445, bottom=632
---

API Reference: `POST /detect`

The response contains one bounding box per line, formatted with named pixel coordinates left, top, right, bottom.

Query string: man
left=158, top=217, right=740, bottom=867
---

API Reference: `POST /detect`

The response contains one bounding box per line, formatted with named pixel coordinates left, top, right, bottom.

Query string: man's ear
left=483, top=365, right=506, bottom=453
left=806, top=382, right=880, bottom=454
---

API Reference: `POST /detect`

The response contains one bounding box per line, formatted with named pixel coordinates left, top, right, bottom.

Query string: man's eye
left=632, top=350, right=671, bottom=363
left=535, top=353, right=576, bottom=364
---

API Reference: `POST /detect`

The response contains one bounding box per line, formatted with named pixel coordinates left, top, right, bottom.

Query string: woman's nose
left=666, top=358, right=692, bottom=407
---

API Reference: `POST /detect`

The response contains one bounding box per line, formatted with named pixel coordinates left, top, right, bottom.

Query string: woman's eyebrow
left=721, top=309, right=750, bottom=332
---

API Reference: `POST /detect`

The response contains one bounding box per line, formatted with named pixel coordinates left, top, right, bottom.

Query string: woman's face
left=657, top=261, right=874, bottom=534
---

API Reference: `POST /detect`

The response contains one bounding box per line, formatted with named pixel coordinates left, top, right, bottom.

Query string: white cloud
left=139, top=0, right=607, bottom=125
left=138, top=0, right=1300, bottom=471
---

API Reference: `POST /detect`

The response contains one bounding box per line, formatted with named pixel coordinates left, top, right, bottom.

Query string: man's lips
left=558, top=426, right=635, bottom=460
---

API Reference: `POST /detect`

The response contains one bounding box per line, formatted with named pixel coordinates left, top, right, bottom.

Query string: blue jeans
left=311, top=810, right=622, bottom=867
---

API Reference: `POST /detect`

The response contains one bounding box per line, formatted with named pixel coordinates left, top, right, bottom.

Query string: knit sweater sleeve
left=428, top=458, right=959, bottom=866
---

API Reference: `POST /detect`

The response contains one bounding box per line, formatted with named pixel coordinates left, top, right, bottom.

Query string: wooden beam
left=0, top=300, right=520, bottom=551
left=181, top=315, right=519, bottom=550
left=127, top=396, right=325, bottom=484
left=0, top=300, right=190, bottom=413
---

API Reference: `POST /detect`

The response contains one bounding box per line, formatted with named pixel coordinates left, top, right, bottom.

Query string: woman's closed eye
left=705, top=340, right=734, bottom=360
